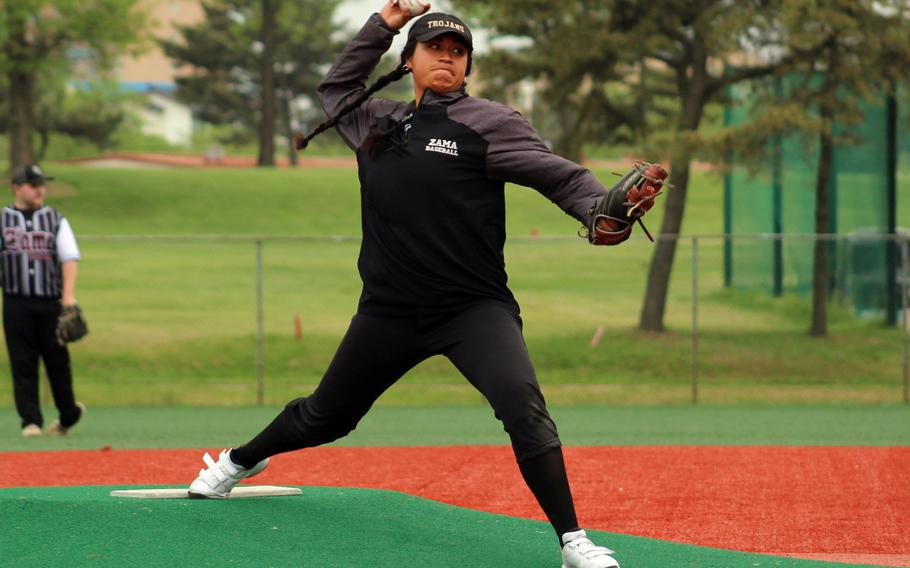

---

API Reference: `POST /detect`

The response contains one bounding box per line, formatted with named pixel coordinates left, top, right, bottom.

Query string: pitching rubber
left=110, top=485, right=301, bottom=499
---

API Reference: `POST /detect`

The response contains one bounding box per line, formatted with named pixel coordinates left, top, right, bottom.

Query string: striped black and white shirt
left=0, top=206, right=80, bottom=298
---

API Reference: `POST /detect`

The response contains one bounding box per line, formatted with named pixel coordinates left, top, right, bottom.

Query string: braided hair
left=294, top=41, right=416, bottom=151
left=294, top=38, right=473, bottom=152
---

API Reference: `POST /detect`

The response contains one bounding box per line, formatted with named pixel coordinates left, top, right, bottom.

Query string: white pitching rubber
left=110, top=485, right=301, bottom=499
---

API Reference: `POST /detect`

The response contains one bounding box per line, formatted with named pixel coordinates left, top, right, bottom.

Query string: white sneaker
left=21, top=424, right=42, bottom=437
left=188, top=449, right=269, bottom=499
left=561, top=529, right=620, bottom=568
left=47, top=402, right=85, bottom=436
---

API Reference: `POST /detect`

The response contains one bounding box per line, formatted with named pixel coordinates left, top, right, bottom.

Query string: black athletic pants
left=233, top=300, right=581, bottom=539
left=3, top=295, right=79, bottom=429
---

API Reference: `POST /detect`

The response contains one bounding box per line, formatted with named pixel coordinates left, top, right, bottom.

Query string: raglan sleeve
left=317, top=13, right=409, bottom=151
left=485, top=108, right=606, bottom=227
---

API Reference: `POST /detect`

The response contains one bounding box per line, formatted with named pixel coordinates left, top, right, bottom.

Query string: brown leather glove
left=56, top=304, right=89, bottom=346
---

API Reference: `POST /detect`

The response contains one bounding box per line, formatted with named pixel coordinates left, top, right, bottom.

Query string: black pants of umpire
left=3, top=295, right=80, bottom=429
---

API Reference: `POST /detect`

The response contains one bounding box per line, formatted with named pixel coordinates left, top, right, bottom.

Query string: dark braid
left=294, top=42, right=417, bottom=151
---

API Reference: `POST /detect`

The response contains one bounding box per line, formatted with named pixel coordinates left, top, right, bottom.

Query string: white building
left=113, top=0, right=203, bottom=147
left=133, top=90, right=194, bottom=146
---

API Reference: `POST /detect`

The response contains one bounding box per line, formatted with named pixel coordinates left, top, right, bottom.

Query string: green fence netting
left=724, top=80, right=906, bottom=321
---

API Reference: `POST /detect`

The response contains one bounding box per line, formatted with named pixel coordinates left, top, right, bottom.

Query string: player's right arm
left=317, top=13, right=408, bottom=150
left=56, top=217, right=80, bottom=306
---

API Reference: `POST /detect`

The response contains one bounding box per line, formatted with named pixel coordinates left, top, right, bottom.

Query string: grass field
left=0, top=163, right=908, bottom=407
left=2, top=405, right=908, bottom=451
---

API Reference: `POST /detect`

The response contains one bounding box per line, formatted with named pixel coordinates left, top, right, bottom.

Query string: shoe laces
left=568, top=537, right=615, bottom=560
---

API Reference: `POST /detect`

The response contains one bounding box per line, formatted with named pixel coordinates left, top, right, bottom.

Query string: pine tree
left=161, top=0, right=341, bottom=166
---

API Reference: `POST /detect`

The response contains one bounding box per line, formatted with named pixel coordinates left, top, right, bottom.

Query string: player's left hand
left=624, top=164, right=666, bottom=218
left=586, top=161, right=668, bottom=245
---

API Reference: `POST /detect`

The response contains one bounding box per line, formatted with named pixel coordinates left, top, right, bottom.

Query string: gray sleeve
left=316, top=13, right=409, bottom=151
left=485, top=109, right=606, bottom=225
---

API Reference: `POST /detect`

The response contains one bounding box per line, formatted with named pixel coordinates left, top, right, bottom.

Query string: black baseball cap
left=11, top=163, right=54, bottom=185
left=407, top=12, right=473, bottom=51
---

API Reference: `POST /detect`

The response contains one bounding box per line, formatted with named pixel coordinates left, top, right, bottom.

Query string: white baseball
left=395, top=0, right=429, bottom=17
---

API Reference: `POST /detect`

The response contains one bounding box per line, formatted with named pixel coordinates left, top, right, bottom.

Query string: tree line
left=450, top=0, right=910, bottom=334
left=0, top=0, right=340, bottom=167
left=3, top=0, right=909, bottom=334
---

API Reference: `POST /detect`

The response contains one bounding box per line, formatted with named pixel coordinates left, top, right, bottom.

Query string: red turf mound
left=3, top=445, right=908, bottom=566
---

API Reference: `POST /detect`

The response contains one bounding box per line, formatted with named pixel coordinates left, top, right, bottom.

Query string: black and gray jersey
left=0, top=206, right=80, bottom=298
left=318, top=14, right=609, bottom=315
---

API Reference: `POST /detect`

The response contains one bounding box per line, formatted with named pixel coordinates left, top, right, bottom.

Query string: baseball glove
left=584, top=161, right=668, bottom=246
left=56, top=304, right=89, bottom=346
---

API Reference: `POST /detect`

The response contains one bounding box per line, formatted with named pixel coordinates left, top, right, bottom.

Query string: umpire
left=2, top=163, right=84, bottom=437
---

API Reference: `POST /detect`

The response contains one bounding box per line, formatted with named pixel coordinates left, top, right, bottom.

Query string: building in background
left=109, top=0, right=450, bottom=148
left=118, top=0, right=202, bottom=92
left=114, top=0, right=204, bottom=146
left=134, top=91, right=194, bottom=146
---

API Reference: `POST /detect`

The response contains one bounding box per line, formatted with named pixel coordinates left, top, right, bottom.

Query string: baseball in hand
left=395, top=0, right=429, bottom=16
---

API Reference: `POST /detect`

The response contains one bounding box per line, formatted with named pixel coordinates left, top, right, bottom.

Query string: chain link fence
left=10, top=232, right=910, bottom=407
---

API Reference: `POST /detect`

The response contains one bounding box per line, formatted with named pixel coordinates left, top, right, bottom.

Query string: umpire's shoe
left=561, top=530, right=620, bottom=568
left=188, top=449, right=269, bottom=499
left=46, top=402, right=86, bottom=436
left=21, top=424, right=42, bottom=438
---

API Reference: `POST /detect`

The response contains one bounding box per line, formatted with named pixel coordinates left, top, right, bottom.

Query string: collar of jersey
left=9, top=205, right=43, bottom=214
left=417, top=85, right=468, bottom=107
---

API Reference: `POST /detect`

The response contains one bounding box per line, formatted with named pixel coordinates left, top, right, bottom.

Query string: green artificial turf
left=0, top=485, right=869, bottom=568
left=2, top=405, right=908, bottom=452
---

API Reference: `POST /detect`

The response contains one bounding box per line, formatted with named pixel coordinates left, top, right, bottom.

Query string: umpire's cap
left=11, top=163, right=54, bottom=185
left=407, top=12, right=473, bottom=51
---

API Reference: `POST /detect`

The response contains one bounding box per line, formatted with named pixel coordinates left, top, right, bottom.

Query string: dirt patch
left=61, top=152, right=357, bottom=169
left=46, top=180, right=80, bottom=197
